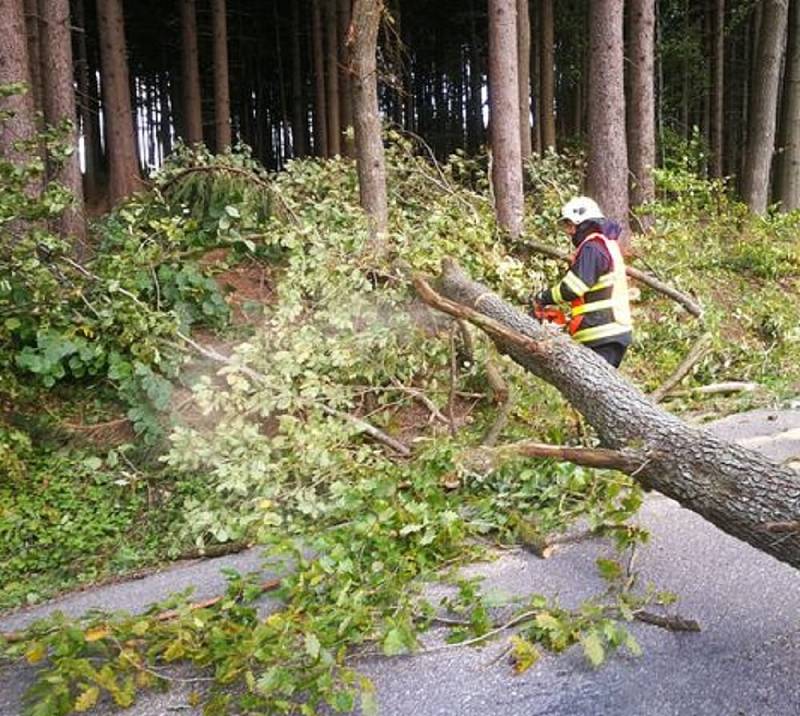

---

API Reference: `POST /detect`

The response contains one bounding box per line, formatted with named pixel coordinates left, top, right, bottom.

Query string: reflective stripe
left=552, top=283, right=563, bottom=304
left=571, top=298, right=617, bottom=316
left=562, top=270, right=590, bottom=296
left=593, top=272, right=615, bottom=289
left=573, top=322, right=632, bottom=343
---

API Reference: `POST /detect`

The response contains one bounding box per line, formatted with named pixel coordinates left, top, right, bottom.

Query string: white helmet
left=560, top=196, right=604, bottom=225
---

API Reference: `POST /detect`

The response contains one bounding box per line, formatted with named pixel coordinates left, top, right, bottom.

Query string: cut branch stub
left=416, top=258, right=800, bottom=570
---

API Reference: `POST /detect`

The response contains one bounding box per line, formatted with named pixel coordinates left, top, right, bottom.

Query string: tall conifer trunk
left=488, top=0, right=523, bottom=238
left=180, top=0, right=203, bottom=145
left=96, top=0, right=139, bottom=204
left=212, top=0, right=232, bottom=150
left=539, top=0, right=556, bottom=150
left=517, top=0, right=532, bottom=160
left=39, top=0, right=86, bottom=245
left=587, top=0, right=630, bottom=244
left=325, top=0, right=342, bottom=155
left=311, top=0, right=329, bottom=156
left=627, top=0, right=656, bottom=211
left=350, top=0, right=388, bottom=246
left=742, top=0, right=788, bottom=213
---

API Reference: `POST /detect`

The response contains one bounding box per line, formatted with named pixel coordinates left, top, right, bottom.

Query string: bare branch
left=650, top=333, right=713, bottom=403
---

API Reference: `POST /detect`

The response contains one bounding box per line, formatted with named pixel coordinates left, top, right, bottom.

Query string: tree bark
left=488, top=0, right=524, bottom=239
left=710, top=0, right=725, bottom=178
left=530, top=0, right=541, bottom=153
left=517, top=0, right=532, bottom=160
left=325, top=0, right=342, bottom=156
left=467, top=0, right=484, bottom=153
left=39, top=0, right=86, bottom=246
left=417, top=259, right=800, bottom=571
left=338, top=0, right=355, bottom=156
left=0, top=0, right=37, bottom=166
left=74, top=0, right=101, bottom=199
left=587, top=0, right=630, bottom=245
left=539, top=0, right=556, bottom=150
left=349, top=0, right=389, bottom=246
left=777, top=0, right=800, bottom=210
left=211, top=0, right=232, bottom=151
left=96, top=0, right=139, bottom=205
left=627, top=0, right=656, bottom=212
left=742, top=0, right=789, bottom=214
left=23, top=0, right=42, bottom=119
left=311, top=0, right=329, bottom=156
left=180, top=0, right=203, bottom=145
left=291, top=0, right=308, bottom=157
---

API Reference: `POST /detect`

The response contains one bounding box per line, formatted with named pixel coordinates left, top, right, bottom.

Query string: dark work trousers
left=589, top=342, right=628, bottom=368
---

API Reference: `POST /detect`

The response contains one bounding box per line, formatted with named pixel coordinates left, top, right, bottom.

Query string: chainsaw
left=532, top=303, right=567, bottom=326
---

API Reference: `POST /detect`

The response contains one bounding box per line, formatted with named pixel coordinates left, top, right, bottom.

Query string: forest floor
left=2, top=407, right=799, bottom=715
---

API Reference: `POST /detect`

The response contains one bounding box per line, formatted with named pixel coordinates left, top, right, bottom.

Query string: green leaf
left=304, top=632, right=320, bottom=660
left=596, top=558, right=623, bottom=582
left=74, top=686, right=100, bottom=712
left=382, top=627, right=409, bottom=656
left=582, top=631, right=605, bottom=667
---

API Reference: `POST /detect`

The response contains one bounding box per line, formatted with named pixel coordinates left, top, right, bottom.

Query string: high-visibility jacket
left=544, top=232, right=633, bottom=346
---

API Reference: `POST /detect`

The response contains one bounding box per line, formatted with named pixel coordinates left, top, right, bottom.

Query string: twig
left=456, top=319, right=475, bottom=366
left=522, top=239, right=703, bottom=318
left=152, top=578, right=280, bottom=622
left=482, top=361, right=513, bottom=447
left=448, top=325, right=458, bottom=437
left=390, top=379, right=448, bottom=424
left=650, top=333, right=713, bottom=403
left=418, top=609, right=541, bottom=653
left=665, top=381, right=759, bottom=398
left=173, top=333, right=412, bottom=457
left=633, top=610, right=701, bottom=633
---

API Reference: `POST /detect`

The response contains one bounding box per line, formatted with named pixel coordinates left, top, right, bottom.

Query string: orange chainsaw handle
left=532, top=303, right=567, bottom=326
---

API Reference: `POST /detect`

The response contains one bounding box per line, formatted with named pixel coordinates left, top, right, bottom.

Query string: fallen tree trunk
left=416, top=259, right=800, bottom=570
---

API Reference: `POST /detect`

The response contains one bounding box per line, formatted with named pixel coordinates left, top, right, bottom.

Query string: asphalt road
left=2, top=408, right=800, bottom=716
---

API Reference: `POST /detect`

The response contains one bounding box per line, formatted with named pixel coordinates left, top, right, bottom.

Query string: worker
left=533, top=196, right=633, bottom=368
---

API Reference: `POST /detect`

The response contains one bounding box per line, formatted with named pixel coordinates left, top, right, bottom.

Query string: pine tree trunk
left=710, top=0, right=725, bottom=177
left=39, top=0, right=86, bottom=246
left=587, top=0, right=630, bottom=245
left=539, top=0, right=555, bottom=150
left=488, top=0, right=523, bottom=238
left=23, top=0, right=42, bottom=119
left=272, top=0, right=289, bottom=168
left=742, top=0, right=789, bottom=214
left=350, top=0, right=388, bottom=246
left=627, top=0, right=656, bottom=211
left=0, top=0, right=37, bottom=166
left=338, top=0, right=355, bottom=156
left=325, top=0, right=342, bottom=156
left=467, top=0, right=484, bottom=153
left=778, top=0, right=800, bottom=210
left=211, top=0, right=232, bottom=151
left=311, top=0, right=329, bottom=156
left=530, top=0, right=541, bottom=153
left=74, top=0, right=101, bottom=199
left=291, top=0, right=307, bottom=157
left=517, top=0, right=532, bottom=160
left=96, top=0, right=139, bottom=205
left=180, top=0, right=203, bottom=145
left=424, top=259, right=800, bottom=572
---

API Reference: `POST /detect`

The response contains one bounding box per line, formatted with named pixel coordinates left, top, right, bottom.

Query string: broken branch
left=650, top=333, right=713, bottom=403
